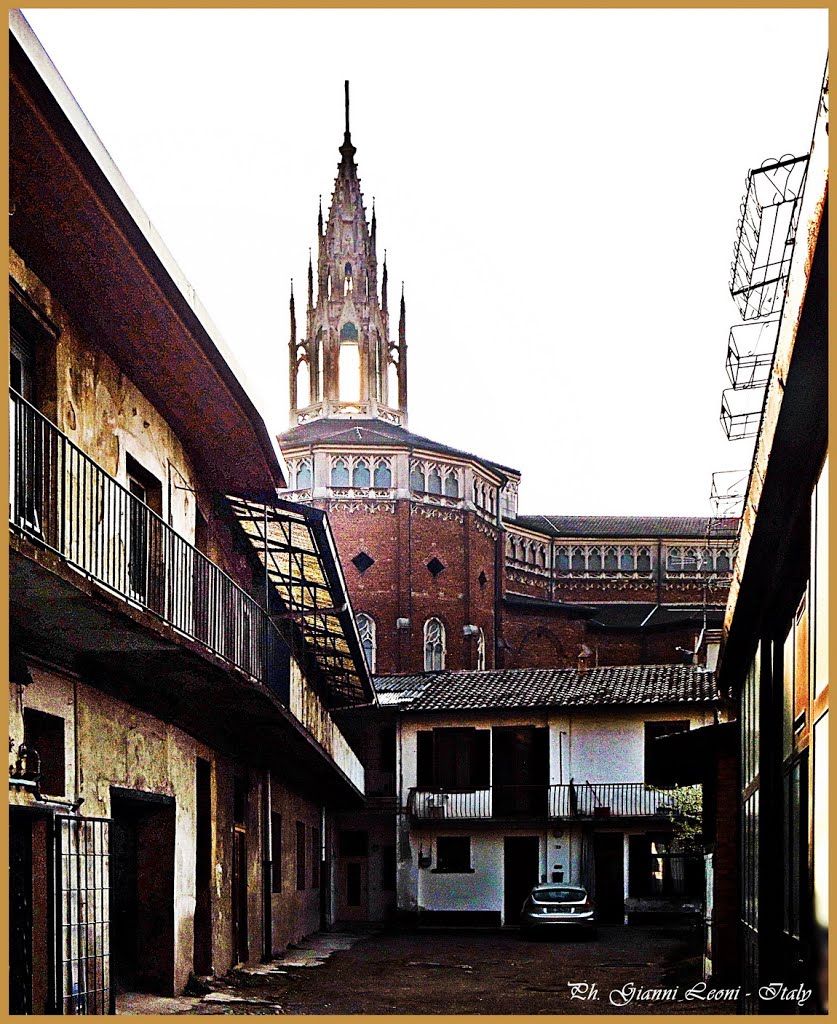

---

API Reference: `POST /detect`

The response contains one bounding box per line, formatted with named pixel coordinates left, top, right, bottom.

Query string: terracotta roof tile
left=374, top=663, right=721, bottom=712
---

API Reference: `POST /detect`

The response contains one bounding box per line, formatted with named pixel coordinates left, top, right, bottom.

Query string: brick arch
left=510, top=626, right=566, bottom=669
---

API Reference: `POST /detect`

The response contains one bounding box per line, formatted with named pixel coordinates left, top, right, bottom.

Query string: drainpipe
left=262, top=771, right=272, bottom=961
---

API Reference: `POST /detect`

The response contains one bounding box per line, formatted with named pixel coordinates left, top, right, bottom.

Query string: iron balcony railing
left=9, top=388, right=288, bottom=696
left=407, top=783, right=679, bottom=822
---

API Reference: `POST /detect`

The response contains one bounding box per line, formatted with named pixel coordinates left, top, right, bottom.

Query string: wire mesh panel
left=54, top=815, right=112, bottom=1015
left=725, top=319, right=780, bottom=390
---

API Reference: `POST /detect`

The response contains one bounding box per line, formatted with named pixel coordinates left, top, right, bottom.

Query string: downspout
left=262, top=770, right=272, bottom=961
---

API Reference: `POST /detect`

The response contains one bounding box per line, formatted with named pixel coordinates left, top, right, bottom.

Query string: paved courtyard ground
left=127, top=925, right=738, bottom=1015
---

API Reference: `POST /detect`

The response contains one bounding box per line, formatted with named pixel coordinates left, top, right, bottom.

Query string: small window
left=331, top=458, right=350, bottom=487
left=435, top=836, right=471, bottom=873
left=373, top=461, right=392, bottom=488
left=637, top=547, right=652, bottom=572
left=410, top=465, right=426, bottom=491
left=428, top=467, right=442, bottom=495
left=271, top=812, right=282, bottom=893
left=23, top=708, right=65, bottom=796
left=716, top=549, right=731, bottom=572
left=444, top=473, right=459, bottom=498
left=353, top=460, right=370, bottom=488
left=620, top=547, right=635, bottom=571
left=296, top=822, right=306, bottom=890
left=571, top=547, right=586, bottom=572
left=555, top=547, right=570, bottom=572
left=339, top=322, right=358, bottom=341
left=296, top=459, right=312, bottom=490
left=588, top=547, right=602, bottom=572
left=424, top=618, right=446, bottom=671
left=604, top=546, right=618, bottom=571
left=357, top=613, right=377, bottom=673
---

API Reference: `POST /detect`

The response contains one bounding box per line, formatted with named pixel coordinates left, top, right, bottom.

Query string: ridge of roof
left=512, top=515, right=739, bottom=539
left=373, top=663, right=721, bottom=713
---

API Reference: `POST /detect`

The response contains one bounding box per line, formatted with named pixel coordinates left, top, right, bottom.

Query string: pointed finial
left=344, top=80, right=350, bottom=137
left=318, top=195, right=323, bottom=235
left=290, top=279, right=297, bottom=339
left=308, top=249, right=314, bottom=307
left=381, top=252, right=388, bottom=312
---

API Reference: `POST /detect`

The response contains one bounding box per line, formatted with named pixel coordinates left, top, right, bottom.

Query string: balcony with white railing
left=407, top=782, right=679, bottom=823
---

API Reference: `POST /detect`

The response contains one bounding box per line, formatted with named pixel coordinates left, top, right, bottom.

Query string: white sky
left=21, top=8, right=827, bottom=515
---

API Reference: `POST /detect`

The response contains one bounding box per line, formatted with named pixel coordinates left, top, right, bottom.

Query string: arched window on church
left=353, top=459, right=370, bottom=488
left=327, top=272, right=332, bottom=299
left=315, top=328, right=324, bottom=400
left=571, top=547, right=586, bottom=572
left=356, top=613, right=376, bottom=674
left=716, top=549, right=731, bottom=572
left=344, top=262, right=353, bottom=295
left=373, top=460, right=392, bottom=488
left=476, top=627, right=486, bottom=671
left=428, top=467, right=442, bottom=495
left=387, top=359, right=399, bottom=408
left=296, top=458, right=312, bottom=490
left=410, top=464, right=425, bottom=492
left=296, top=359, right=310, bottom=409
left=339, top=322, right=360, bottom=401
left=588, top=547, right=602, bottom=572
left=604, top=546, right=619, bottom=571
left=555, top=546, right=570, bottom=572
left=331, top=458, right=350, bottom=487
left=444, top=472, right=459, bottom=498
left=424, top=618, right=446, bottom=672
left=637, top=547, right=652, bottom=572
left=620, top=547, right=635, bottom=571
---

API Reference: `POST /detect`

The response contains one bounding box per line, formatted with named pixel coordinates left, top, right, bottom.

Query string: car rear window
left=535, top=888, right=586, bottom=903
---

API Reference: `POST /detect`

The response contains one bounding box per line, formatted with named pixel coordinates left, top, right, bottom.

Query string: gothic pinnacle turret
left=287, top=82, right=408, bottom=428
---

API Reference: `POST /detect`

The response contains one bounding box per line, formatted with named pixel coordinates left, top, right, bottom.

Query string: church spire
left=288, top=83, right=408, bottom=428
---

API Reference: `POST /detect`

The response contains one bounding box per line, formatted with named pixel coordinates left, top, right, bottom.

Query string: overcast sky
left=22, top=8, right=827, bottom=515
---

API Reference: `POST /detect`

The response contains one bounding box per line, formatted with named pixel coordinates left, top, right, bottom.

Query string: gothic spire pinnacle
left=290, top=279, right=296, bottom=338
left=317, top=195, right=323, bottom=236
left=307, top=248, right=314, bottom=308
left=339, top=80, right=356, bottom=163
left=381, top=250, right=388, bottom=312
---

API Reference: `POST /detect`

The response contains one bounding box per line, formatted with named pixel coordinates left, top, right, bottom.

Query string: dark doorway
left=9, top=810, right=34, bottom=1015
left=110, top=789, right=175, bottom=994
left=194, top=759, right=212, bottom=976
left=503, top=836, right=541, bottom=925
left=493, top=727, right=548, bottom=816
left=594, top=833, right=625, bottom=923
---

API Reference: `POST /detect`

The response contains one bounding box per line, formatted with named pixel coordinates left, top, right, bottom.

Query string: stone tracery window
left=373, top=460, right=392, bottom=488
left=424, top=618, right=446, bottom=672
left=352, top=459, right=370, bottom=488
left=428, top=467, right=443, bottom=495
left=331, top=458, right=350, bottom=487
left=444, top=473, right=459, bottom=498
left=296, top=458, right=312, bottom=490
left=410, top=464, right=426, bottom=491
left=555, top=546, right=570, bottom=572
left=604, top=546, right=619, bottom=571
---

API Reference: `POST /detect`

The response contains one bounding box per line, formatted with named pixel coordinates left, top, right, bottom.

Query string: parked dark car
left=519, top=884, right=597, bottom=937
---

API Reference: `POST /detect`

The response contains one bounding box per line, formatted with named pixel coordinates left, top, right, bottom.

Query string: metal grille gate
left=54, top=815, right=113, bottom=1014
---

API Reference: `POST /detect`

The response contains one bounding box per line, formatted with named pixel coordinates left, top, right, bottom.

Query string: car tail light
left=582, top=897, right=593, bottom=909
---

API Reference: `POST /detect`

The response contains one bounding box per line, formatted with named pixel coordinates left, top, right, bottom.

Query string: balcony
left=407, top=783, right=678, bottom=823
left=9, top=389, right=367, bottom=798
left=10, top=389, right=287, bottom=691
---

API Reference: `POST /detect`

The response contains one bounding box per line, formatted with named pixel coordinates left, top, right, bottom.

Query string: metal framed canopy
left=225, top=494, right=375, bottom=708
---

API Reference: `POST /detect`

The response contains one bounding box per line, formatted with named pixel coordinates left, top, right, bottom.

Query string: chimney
left=702, top=629, right=723, bottom=672
left=577, top=644, right=593, bottom=674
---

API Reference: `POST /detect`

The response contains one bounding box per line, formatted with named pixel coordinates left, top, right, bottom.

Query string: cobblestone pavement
left=177, top=925, right=738, bottom=1015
